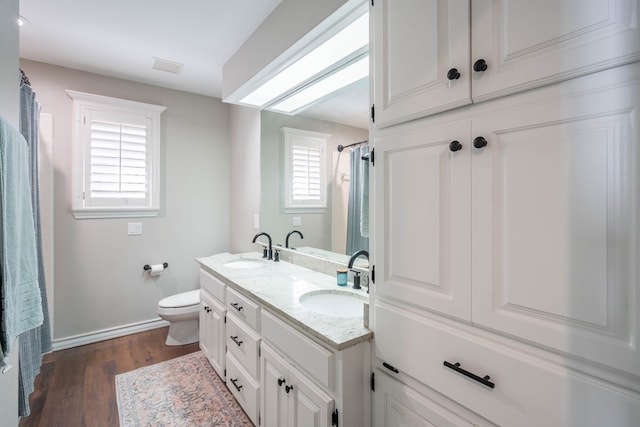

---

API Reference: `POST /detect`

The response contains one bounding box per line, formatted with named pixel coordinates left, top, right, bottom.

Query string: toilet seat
left=158, top=289, right=200, bottom=309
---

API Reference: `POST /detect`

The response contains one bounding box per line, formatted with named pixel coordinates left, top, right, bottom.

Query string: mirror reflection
left=259, top=78, right=369, bottom=256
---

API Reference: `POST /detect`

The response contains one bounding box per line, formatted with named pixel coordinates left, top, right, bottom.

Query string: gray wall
left=19, top=60, right=230, bottom=343
left=260, top=111, right=367, bottom=250
left=0, top=1, right=21, bottom=424
left=229, top=104, right=261, bottom=253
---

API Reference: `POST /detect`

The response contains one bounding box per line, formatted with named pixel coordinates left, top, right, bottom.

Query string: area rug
left=116, top=351, right=253, bottom=426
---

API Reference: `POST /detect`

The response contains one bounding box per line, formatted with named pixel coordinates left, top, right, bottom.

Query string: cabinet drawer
left=227, top=287, right=260, bottom=331
left=227, top=313, right=260, bottom=380
left=226, top=352, right=259, bottom=426
left=199, top=269, right=225, bottom=302
left=261, top=310, right=335, bottom=390
left=374, top=370, right=494, bottom=427
left=375, top=302, right=640, bottom=426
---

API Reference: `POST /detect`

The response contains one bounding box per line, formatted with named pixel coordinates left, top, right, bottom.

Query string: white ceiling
left=18, top=0, right=369, bottom=129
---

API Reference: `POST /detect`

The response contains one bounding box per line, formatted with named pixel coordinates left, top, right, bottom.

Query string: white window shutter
left=68, top=90, right=165, bottom=219
left=89, top=120, right=147, bottom=199
left=282, top=127, right=329, bottom=211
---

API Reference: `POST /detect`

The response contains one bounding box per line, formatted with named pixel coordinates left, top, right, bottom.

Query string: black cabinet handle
left=230, top=335, right=243, bottom=346
left=285, top=385, right=294, bottom=394
left=382, top=362, right=399, bottom=373
left=447, top=68, right=461, bottom=80
left=449, top=140, right=463, bottom=152
left=473, top=59, right=488, bottom=72
left=230, top=378, right=243, bottom=391
left=443, top=361, right=495, bottom=389
left=473, top=136, right=488, bottom=149
left=230, top=302, right=243, bottom=311
left=203, top=306, right=211, bottom=313
left=278, top=378, right=286, bottom=387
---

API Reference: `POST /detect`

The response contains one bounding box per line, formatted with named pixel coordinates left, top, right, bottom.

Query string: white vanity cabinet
left=261, top=310, right=370, bottom=427
left=371, top=52, right=640, bottom=426
left=197, top=254, right=372, bottom=427
left=373, top=0, right=640, bottom=128
left=199, top=269, right=226, bottom=379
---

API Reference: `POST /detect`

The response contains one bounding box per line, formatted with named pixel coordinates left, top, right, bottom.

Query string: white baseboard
left=52, top=318, right=170, bottom=351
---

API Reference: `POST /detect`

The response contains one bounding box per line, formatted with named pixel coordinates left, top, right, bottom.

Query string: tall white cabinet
left=373, top=0, right=640, bottom=128
left=370, top=1, right=640, bottom=425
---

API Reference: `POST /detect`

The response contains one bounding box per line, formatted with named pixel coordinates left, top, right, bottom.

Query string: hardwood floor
left=18, top=327, right=200, bottom=427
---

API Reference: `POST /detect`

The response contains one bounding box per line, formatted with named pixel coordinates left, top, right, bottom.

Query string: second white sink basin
left=299, top=290, right=367, bottom=318
left=223, top=259, right=266, bottom=269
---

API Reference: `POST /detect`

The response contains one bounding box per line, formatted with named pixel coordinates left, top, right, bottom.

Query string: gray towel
left=0, top=115, right=43, bottom=367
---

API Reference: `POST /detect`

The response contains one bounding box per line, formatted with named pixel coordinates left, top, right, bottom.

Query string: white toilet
left=157, top=289, right=200, bottom=346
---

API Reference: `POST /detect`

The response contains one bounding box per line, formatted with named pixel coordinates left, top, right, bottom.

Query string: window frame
left=67, top=90, right=165, bottom=219
left=282, top=127, right=330, bottom=213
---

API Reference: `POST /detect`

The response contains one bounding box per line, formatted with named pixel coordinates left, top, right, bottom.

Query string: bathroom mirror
left=259, top=77, right=369, bottom=257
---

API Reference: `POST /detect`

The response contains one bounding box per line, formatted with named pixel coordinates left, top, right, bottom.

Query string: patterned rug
left=116, top=351, right=253, bottom=426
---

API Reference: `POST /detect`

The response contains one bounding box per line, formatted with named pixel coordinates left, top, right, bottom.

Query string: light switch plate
left=293, top=216, right=301, bottom=226
left=128, top=222, right=143, bottom=236
left=254, top=214, right=260, bottom=229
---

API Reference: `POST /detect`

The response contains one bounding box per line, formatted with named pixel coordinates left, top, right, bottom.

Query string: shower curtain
left=18, top=70, right=52, bottom=417
left=346, top=145, right=370, bottom=256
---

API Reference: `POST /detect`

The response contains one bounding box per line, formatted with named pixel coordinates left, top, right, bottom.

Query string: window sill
left=283, top=207, right=326, bottom=214
left=72, top=207, right=159, bottom=219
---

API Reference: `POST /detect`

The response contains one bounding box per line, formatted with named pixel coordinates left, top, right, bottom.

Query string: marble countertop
left=196, top=252, right=373, bottom=351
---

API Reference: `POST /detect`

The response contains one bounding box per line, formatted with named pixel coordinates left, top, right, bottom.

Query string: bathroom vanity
left=197, top=252, right=372, bottom=427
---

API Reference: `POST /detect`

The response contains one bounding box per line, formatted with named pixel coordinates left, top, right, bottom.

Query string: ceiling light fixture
left=238, top=10, right=369, bottom=111
left=270, top=55, right=368, bottom=114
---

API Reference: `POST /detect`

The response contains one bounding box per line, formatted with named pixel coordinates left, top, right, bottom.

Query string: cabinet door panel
left=200, top=291, right=226, bottom=379
left=261, top=343, right=289, bottom=427
left=472, top=0, right=640, bottom=101
left=373, top=0, right=471, bottom=128
left=374, top=121, right=471, bottom=321
left=290, top=365, right=334, bottom=427
left=471, top=69, right=640, bottom=375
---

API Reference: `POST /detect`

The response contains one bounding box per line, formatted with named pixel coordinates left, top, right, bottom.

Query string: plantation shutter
left=282, top=127, right=328, bottom=211
left=291, top=143, right=322, bottom=201
left=89, top=118, right=148, bottom=199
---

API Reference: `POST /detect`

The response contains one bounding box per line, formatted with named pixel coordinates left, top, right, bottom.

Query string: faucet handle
left=274, top=250, right=280, bottom=262
left=262, top=247, right=268, bottom=258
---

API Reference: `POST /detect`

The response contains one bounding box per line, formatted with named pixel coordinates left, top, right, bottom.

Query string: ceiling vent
left=152, top=57, right=184, bottom=74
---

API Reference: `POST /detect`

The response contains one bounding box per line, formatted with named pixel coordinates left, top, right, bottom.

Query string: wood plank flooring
left=19, top=327, right=200, bottom=427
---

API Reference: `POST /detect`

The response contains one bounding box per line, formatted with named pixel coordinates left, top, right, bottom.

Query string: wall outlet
left=128, top=222, right=143, bottom=236
left=293, top=216, right=301, bottom=226
left=254, top=214, right=260, bottom=229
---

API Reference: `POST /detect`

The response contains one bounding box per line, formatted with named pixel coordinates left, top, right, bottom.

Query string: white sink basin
left=299, top=290, right=367, bottom=318
left=223, top=259, right=266, bottom=269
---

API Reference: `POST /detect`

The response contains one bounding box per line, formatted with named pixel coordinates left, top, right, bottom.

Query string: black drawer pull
left=230, top=335, right=243, bottom=346
left=443, top=361, right=495, bottom=389
left=285, top=385, right=294, bottom=394
left=382, top=362, right=399, bottom=373
left=278, top=378, right=286, bottom=387
left=230, top=302, right=243, bottom=311
left=229, top=378, right=243, bottom=391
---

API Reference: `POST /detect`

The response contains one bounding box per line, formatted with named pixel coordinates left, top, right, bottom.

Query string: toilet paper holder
left=144, top=262, right=169, bottom=271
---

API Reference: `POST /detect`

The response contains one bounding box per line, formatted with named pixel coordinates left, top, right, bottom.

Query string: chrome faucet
left=347, top=250, right=369, bottom=290
left=252, top=232, right=273, bottom=260
left=286, top=230, right=304, bottom=249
